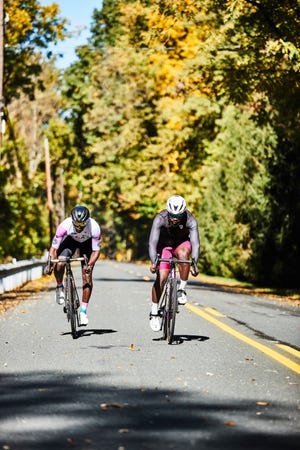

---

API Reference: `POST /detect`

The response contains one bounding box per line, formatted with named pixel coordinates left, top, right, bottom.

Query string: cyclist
left=148, top=195, right=200, bottom=331
left=45, top=205, right=101, bottom=326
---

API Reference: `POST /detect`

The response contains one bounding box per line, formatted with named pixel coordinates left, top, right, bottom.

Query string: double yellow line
left=186, top=303, right=300, bottom=375
left=110, top=262, right=300, bottom=375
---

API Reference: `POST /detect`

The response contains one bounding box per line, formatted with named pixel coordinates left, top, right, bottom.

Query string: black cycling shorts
left=57, top=236, right=92, bottom=264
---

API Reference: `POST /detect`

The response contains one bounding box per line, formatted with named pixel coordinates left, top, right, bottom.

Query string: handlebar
left=154, top=255, right=198, bottom=276
left=50, top=257, right=87, bottom=264
left=157, top=258, right=193, bottom=265
left=45, top=254, right=89, bottom=276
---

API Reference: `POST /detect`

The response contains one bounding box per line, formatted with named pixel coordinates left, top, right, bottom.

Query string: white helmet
left=166, top=195, right=186, bottom=215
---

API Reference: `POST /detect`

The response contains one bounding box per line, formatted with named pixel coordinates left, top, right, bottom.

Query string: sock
left=179, top=280, right=187, bottom=291
left=56, top=281, right=63, bottom=288
left=151, top=302, right=158, bottom=315
left=80, top=302, right=88, bottom=314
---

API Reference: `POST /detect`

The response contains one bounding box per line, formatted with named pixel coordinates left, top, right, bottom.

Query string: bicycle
left=50, top=255, right=87, bottom=339
left=156, top=257, right=196, bottom=344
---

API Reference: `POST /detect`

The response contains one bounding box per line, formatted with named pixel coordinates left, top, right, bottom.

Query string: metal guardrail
left=0, top=259, right=46, bottom=294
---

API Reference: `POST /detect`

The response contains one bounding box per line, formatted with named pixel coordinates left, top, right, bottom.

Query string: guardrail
left=0, top=259, right=46, bottom=294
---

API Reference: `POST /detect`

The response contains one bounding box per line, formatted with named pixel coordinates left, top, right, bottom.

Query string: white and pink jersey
left=51, top=217, right=101, bottom=251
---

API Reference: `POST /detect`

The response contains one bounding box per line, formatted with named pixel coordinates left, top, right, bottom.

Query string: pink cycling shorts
left=159, top=241, right=192, bottom=269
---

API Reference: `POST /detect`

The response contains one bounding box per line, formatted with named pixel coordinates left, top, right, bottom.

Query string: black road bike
left=50, top=256, right=87, bottom=339
left=156, top=257, right=196, bottom=344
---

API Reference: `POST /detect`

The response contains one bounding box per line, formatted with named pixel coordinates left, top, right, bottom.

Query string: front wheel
left=159, top=283, right=169, bottom=340
left=67, top=276, right=78, bottom=339
left=166, top=278, right=178, bottom=344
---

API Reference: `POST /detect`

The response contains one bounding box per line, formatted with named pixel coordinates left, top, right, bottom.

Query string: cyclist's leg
left=54, top=240, right=75, bottom=305
left=174, top=241, right=192, bottom=304
left=55, top=238, right=76, bottom=282
left=151, top=246, right=172, bottom=311
left=78, top=240, right=93, bottom=325
left=149, top=246, right=171, bottom=331
left=79, top=239, right=93, bottom=303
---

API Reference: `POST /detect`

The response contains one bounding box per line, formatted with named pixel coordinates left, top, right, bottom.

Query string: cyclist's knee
left=176, top=248, right=190, bottom=259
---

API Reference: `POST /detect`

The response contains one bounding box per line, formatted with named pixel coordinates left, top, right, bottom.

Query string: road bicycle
left=50, top=256, right=87, bottom=339
left=156, top=257, right=196, bottom=344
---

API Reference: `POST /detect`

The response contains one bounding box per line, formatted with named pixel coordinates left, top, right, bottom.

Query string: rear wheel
left=166, top=278, right=178, bottom=344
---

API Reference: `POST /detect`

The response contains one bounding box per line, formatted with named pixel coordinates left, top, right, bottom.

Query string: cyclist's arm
left=51, top=223, right=68, bottom=250
left=188, top=216, right=200, bottom=264
left=86, top=222, right=101, bottom=273
left=48, top=247, right=58, bottom=260
left=149, top=215, right=162, bottom=265
left=87, top=250, right=100, bottom=268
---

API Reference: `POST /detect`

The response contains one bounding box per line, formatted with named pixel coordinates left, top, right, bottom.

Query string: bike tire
left=67, top=275, right=77, bottom=339
left=161, top=283, right=169, bottom=340
left=167, top=278, right=178, bottom=344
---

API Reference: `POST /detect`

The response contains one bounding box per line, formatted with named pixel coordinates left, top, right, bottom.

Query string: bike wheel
left=159, top=283, right=168, bottom=340
left=66, top=275, right=77, bottom=339
left=166, top=278, right=178, bottom=344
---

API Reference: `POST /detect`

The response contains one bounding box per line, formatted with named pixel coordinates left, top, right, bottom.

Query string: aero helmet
left=71, top=205, right=90, bottom=224
left=166, top=195, right=186, bottom=215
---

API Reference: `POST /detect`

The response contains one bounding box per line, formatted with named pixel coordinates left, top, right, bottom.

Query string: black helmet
left=71, top=205, right=90, bottom=225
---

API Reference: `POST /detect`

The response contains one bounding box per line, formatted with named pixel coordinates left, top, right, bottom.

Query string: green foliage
left=2, top=0, right=300, bottom=287
left=199, top=105, right=277, bottom=282
left=4, top=0, right=67, bottom=103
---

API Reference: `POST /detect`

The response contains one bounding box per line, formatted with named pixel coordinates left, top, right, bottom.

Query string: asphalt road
left=0, top=260, right=299, bottom=450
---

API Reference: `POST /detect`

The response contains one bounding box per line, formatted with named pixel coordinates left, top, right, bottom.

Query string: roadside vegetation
left=1, top=0, right=299, bottom=291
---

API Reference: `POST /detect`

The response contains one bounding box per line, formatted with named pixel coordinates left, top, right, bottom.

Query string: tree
left=59, top=0, right=300, bottom=285
left=4, top=0, right=67, bottom=104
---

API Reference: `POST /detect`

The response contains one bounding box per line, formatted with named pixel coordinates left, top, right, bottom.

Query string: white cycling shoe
left=149, top=314, right=161, bottom=332
left=55, top=286, right=65, bottom=305
left=80, top=311, right=89, bottom=326
left=177, top=289, right=187, bottom=305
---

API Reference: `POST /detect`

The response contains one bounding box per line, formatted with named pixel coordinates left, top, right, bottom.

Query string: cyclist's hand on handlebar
left=85, top=264, right=92, bottom=274
left=150, top=264, right=157, bottom=274
left=45, top=264, right=53, bottom=275
left=190, top=259, right=199, bottom=277
left=190, top=267, right=199, bottom=277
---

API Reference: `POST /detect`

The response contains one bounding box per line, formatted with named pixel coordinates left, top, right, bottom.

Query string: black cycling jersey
left=149, top=209, right=200, bottom=264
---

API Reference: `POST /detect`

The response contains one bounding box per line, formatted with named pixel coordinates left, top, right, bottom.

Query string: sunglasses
left=73, top=221, right=87, bottom=228
left=169, top=213, right=183, bottom=219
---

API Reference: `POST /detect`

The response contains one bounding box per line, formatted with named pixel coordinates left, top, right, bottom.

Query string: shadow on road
left=153, top=335, right=210, bottom=345
left=0, top=371, right=297, bottom=450
left=60, top=328, right=117, bottom=339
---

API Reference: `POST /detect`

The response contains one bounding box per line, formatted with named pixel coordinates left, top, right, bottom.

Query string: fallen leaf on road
left=101, top=403, right=124, bottom=410
left=130, top=344, right=134, bottom=350
left=224, top=420, right=236, bottom=426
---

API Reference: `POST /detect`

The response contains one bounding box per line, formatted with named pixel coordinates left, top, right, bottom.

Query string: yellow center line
left=276, top=344, right=300, bottom=359
left=186, top=303, right=300, bottom=375
left=204, top=307, right=225, bottom=317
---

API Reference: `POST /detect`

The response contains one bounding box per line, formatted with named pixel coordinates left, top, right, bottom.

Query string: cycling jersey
left=149, top=209, right=200, bottom=264
left=51, top=217, right=101, bottom=251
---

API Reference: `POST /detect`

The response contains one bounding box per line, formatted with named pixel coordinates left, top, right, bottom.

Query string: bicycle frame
left=51, top=256, right=87, bottom=339
left=157, top=257, right=193, bottom=344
